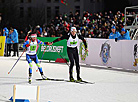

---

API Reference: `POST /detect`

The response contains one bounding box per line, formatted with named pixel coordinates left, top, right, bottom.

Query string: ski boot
left=28, top=75, right=32, bottom=84
left=70, top=77, right=75, bottom=82
left=133, top=61, right=137, bottom=66
left=77, top=77, right=82, bottom=82
left=41, top=75, right=47, bottom=80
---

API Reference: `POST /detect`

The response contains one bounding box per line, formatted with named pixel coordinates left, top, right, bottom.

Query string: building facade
left=0, top=0, right=137, bottom=30
left=0, top=0, right=105, bottom=29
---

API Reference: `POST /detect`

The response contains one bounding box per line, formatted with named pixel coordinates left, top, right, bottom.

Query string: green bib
left=30, top=45, right=37, bottom=51
left=70, top=40, right=77, bottom=45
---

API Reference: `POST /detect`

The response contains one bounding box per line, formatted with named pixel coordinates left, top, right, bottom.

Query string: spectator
left=81, top=29, right=86, bottom=37
left=3, top=27, right=9, bottom=56
left=25, top=30, right=32, bottom=41
left=19, top=31, right=26, bottom=39
left=109, top=11, right=114, bottom=20
left=36, top=25, right=42, bottom=34
left=54, top=16, right=60, bottom=26
left=118, top=28, right=131, bottom=40
left=10, top=27, right=19, bottom=57
left=109, top=26, right=121, bottom=42
left=69, top=12, right=73, bottom=20
left=105, top=28, right=110, bottom=39
left=36, top=29, right=42, bottom=37
left=4, top=10, right=135, bottom=39
left=42, top=29, right=47, bottom=37
left=7, top=30, right=12, bottom=56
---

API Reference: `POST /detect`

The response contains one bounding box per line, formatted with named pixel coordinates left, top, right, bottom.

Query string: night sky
left=104, top=0, right=130, bottom=13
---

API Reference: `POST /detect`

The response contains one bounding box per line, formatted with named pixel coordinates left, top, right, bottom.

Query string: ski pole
left=52, top=45, right=70, bottom=67
left=8, top=49, right=26, bottom=74
left=36, top=45, right=47, bottom=72
left=40, top=45, right=47, bottom=63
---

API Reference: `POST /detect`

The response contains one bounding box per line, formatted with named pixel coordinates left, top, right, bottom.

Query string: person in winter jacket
left=109, top=26, right=121, bottom=42
left=23, top=32, right=49, bottom=84
left=118, top=28, right=131, bottom=40
left=7, top=29, right=12, bottom=56
left=3, top=27, right=9, bottom=56
left=49, top=27, right=88, bottom=82
left=10, top=27, right=19, bottom=57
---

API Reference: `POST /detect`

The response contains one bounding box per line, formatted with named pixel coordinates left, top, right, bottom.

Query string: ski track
left=0, top=54, right=138, bottom=102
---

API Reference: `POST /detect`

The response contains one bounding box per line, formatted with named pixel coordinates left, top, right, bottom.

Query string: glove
left=26, top=44, right=30, bottom=47
left=49, top=42, right=53, bottom=45
left=115, top=38, right=117, bottom=42
left=45, top=42, right=53, bottom=45
left=45, top=42, right=50, bottom=45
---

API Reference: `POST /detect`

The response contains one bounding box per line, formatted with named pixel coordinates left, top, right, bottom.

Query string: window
left=1, top=0, right=5, bottom=3
left=90, top=0, right=95, bottom=3
left=47, top=0, right=51, bottom=3
left=74, top=0, right=80, bottom=2
left=55, top=6, right=59, bottom=9
left=75, top=6, right=80, bottom=9
left=28, top=7, right=32, bottom=17
left=20, top=0, right=23, bottom=3
left=55, top=6, right=59, bottom=16
left=75, top=6, right=80, bottom=14
left=54, top=0, right=59, bottom=3
left=20, top=7, right=24, bottom=17
left=28, top=0, right=31, bottom=3
left=47, top=7, right=51, bottom=18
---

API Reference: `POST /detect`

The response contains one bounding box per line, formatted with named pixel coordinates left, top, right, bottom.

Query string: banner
left=37, top=37, right=69, bottom=61
left=0, top=36, right=6, bottom=56
left=79, top=38, right=138, bottom=70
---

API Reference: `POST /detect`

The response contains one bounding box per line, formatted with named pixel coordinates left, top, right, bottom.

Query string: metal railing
left=124, top=6, right=138, bottom=40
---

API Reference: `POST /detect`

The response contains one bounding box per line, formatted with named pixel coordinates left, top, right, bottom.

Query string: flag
left=61, top=0, right=68, bottom=5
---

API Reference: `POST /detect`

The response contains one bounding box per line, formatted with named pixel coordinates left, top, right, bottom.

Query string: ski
left=67, top=80, right=94, bottom=84
left=64, top=80, right=85, bottom=84
left=77, top=80, right=95, bottom=84
left=36, top=78, right=94, bottom=84
left=36, top=78, right=65, bottom=81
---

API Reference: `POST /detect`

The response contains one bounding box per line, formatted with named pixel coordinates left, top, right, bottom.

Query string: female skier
left=49, top=27, right=88, bottom=82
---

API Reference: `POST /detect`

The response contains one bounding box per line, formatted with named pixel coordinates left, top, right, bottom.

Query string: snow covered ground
left=0, top=53, right=138, bottom=102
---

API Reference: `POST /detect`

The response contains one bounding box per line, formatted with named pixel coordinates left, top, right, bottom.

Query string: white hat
left=71, top=27, right=77, bottom=32
left=31, top=34, right=37, bottom=38
left=37, top=25, right=40, bottom=28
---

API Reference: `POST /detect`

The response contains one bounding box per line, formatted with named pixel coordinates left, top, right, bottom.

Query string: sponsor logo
left=100, top=41, right=111, bottom=65
left=79, top=41, right=88, bottom=61
left=41, top=45, right=64, bottom=53
left=133, top=44, right=138, bottom=66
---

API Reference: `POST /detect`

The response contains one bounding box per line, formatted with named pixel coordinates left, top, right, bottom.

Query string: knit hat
left=121, top=28, right=125, bottom=32
left=111, top=26, right=116, bottom=29
left=31, top=34, right=37, bottom=38
left=71, top=27, right=77, bottom=32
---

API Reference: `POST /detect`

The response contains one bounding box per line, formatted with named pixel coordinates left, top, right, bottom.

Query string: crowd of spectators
left=0, top=10, right=136, bottom=57
left=38, top=10, right=135, bottom=39
left=0, top=10, right=136, bottom=39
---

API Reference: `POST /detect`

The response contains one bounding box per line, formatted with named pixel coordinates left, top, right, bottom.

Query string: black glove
left=115, top=38, right=117, bottom=42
